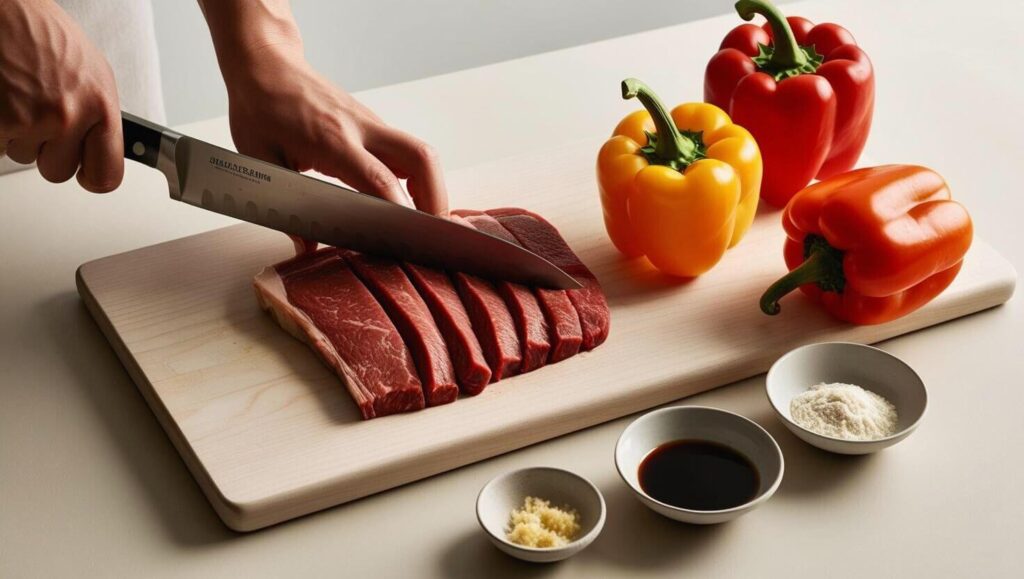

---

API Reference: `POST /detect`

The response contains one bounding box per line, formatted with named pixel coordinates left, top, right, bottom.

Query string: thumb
left=77, top=113, right=123, bottom=193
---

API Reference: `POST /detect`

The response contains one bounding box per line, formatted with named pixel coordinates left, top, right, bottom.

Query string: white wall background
left=152, top=0, right=792, bottom=126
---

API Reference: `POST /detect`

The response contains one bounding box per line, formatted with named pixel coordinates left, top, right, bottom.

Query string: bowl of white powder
left=766, top=342, right=927, bottom=455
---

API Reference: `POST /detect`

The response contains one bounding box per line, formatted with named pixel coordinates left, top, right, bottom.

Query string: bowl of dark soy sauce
left=615, top=406, right=784, bottom=524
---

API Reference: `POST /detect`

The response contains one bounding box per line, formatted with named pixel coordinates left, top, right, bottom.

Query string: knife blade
left=120, top=112, right=581, bottom=289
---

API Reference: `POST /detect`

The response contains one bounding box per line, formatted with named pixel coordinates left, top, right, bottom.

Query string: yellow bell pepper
left=597, top=78, right=762, bottom=277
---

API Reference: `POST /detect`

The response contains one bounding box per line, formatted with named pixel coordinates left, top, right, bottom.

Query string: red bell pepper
left=705, top=0, right=874, bottom=207
left=759, top=165, right=973, bottom=325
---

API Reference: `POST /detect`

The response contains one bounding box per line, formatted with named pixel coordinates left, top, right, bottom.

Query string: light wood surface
left=77, top=139, right=1016, bottom=531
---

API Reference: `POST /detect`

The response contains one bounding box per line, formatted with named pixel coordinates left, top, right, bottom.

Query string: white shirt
left=0, top=0, right=165, bottom=175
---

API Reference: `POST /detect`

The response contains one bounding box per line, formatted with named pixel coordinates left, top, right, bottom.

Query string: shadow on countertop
left=585, top=482, right=729, bottom=572
left=440, top=529, right=563, bottom=579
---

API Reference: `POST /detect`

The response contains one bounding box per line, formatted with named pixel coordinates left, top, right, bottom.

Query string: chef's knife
left=120, top=112, right=582, bottom=289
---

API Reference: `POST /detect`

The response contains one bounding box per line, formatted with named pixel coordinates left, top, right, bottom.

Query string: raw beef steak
left=449, top=215, right=522, bottom=381
left=255, top=207, right=608, bottom=419
left=254, top=249, right=425, bottom=419
left=404, top=264, right=492, bottom=395
left=487, top=209, right=610, bottom=350
left=346, top=253, right=459, bottom=406
left=459, top=213, right=551, bottom=373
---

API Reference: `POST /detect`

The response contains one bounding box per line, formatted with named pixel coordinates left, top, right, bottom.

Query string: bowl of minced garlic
left=477, top=467, right=606, bottom=563
left=507, top=497, right=580, bottom=548
left=767, top=342, right=928, bottom=455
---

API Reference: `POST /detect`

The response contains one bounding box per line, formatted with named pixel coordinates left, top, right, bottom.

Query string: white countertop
left=2, top=0, right=1021, bottom=576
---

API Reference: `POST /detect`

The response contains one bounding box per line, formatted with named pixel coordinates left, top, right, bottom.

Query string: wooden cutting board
left=77, top=140, right=1017, bottom=531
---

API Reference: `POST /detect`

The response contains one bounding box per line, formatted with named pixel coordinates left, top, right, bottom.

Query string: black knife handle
left=121, top=111, right=168, bottom=168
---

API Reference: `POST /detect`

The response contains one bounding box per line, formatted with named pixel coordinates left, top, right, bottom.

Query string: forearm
left=198, top=0, right=303, bottom=88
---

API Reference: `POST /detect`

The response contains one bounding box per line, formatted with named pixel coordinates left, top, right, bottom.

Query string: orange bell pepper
left=760, top=165, right=973, bottom=324
left=598, top=78, right=762, bottom=277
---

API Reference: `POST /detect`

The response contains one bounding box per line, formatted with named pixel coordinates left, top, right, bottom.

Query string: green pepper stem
left=621, top=78, right=697, bottom=168
left=735, top=0, right=808, bottom=70
left=760, top=241, right=844, bottom=315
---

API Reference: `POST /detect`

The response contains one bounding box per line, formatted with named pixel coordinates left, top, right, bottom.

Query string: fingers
left=366, top=126, right=448, bottom=216
left=37, top=130, right=86, bottom=183
left=317, top=136, right=411, bottom=208
left=224, top=72, right=444, bottom=214
left=5, top=138, right=44, bottom=165
left=77, top=115, right=123, bottom=193
left=346, top=152, right=410, bottom=207
left=4, top=113, right=122, bottom=192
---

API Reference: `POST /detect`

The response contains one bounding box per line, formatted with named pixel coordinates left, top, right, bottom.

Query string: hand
left=223, top=44, right=448, bottom=215
left=0, top=0, right=123, bottom=192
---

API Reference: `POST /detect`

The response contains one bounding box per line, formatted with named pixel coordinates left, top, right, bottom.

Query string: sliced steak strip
left=254, top=249, right=425, bottom=419
left=452, top=209, right=580, bottom=363
left=459, top=213, right=551, bottom=373
left=404, top=264, right=492, bottom=395
left=532, top=287, right=582, bottom=362
left=450, top=215, right=522, bottom=381
left=346, top=253, right=459, bottom=406
left=486, top=208, right=610, bottom=351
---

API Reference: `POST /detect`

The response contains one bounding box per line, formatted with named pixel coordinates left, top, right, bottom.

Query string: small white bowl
left=476, top=467, right=606, bottom=563
left=766, top=342, right=928, bottom=455
left=615, top=406, right=784, bottom=524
